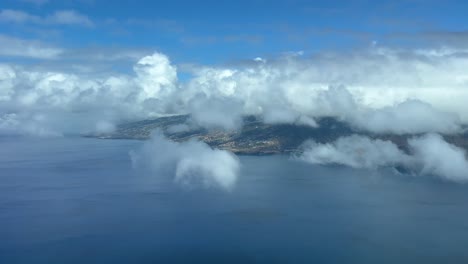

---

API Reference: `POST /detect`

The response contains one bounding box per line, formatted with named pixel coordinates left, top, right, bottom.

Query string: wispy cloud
left=0, top=9, right=94, bottom=27
left=48, top=10, right=93, bottom=27
left=60, top=47, right=152, bottom=62
left=0, top=34, right=63, bottom=59
left=0, top=9, right=39, bottom=24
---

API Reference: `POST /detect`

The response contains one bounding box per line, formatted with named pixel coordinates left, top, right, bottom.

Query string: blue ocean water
left=1, top=137, right=468, bottom=263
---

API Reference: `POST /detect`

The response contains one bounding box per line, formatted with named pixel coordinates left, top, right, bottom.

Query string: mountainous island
left=87, top=115, right=468, bottom=155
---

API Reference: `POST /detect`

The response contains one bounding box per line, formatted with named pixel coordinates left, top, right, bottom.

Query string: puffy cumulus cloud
left=130, top=132, right=240, bottom=190
left=298, top=134, right=468, bottom=183
left=0, top=52, right=178, bottom=136
left=311, top=86, right=462, bottom=134
left=133, top=52, right=178, bottom=100
left=354, top=100, right=461, bottom=134
left=175, top=47, right=468, bottom=133
left=188, top=95, right=244, bottom=130
left=298, top=135, right=410, bottom=169
left=409, top=134, right=468, bottom=182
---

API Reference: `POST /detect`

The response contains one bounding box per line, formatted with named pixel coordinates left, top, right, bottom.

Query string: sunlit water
left=1, top=137, right=468, bottom=263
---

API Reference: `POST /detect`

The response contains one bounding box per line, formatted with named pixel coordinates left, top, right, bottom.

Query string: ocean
left=1, top=137, right=468, bottom=263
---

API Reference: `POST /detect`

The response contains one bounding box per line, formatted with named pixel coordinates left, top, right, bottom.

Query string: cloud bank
left=0, top=52, right=177, bottom=136
left=130, top=132, right=240, bottom=190
left=1, top=46, right=468, bottom=136
left=298, top=134, right=468, bottom=182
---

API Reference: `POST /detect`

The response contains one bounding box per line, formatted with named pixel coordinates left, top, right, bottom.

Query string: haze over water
left=1, top=137, right=468, bottom=264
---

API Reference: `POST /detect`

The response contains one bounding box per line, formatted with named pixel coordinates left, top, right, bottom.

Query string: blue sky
left=1, top=0, right=468, bottom=66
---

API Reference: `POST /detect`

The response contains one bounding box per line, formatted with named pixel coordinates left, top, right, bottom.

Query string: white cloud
left=130, top=132, right=240, bottom=190
left=0, top=9, right=40, bottom=23
left=0, top=35, right=63, bottom=59
left=174, top=47, right=468, bottom=133
left=311, top=86, right=462, bottom=134
left=0, top=33, right=465, bottom=186
left=298, top=135, right=410, bottom=169
left=0, top=9, right=93, bottom=27
left=133, top=53, right=178, bottom=100
left=409, top=134, right=468, bottom=182
left=1, top=46, right=468, bottom=136
left=298, top=134, right=468, bottom=183
left=354, top=100, right=461, bottom=134
left=188, top=95, right=244, bottom=130
left=0, top=64, right=16, bottom=100
left=0, top=52, right=178, bottom=135
left=62, top=48, right=150, bottom=62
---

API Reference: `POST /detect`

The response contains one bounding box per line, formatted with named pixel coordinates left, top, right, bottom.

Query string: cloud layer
left=130, top=131, right=240, bottom=190
left=0, top=52, right=176, bottom=136
left=298, top=134, right=468, bottom=182
left=176, top=48, right=467, bottom=134
left=1, top=46, right=468, bottom=136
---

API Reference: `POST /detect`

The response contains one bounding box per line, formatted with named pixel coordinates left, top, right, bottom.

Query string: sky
left=1, top=0, right=468, bottom=66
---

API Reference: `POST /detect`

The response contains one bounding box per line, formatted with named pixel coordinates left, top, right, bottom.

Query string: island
left=87, top=115, right=468, bottom=155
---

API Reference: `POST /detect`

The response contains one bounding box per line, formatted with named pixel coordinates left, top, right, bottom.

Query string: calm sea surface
left=1, top=137, right=468, bottom=263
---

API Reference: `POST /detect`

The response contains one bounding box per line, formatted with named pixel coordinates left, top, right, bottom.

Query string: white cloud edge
left=130, top=131, right=240, bottom=190
left=297, top=134, right=468, bottom=183
left=1, top=45, right=468, bottom=136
